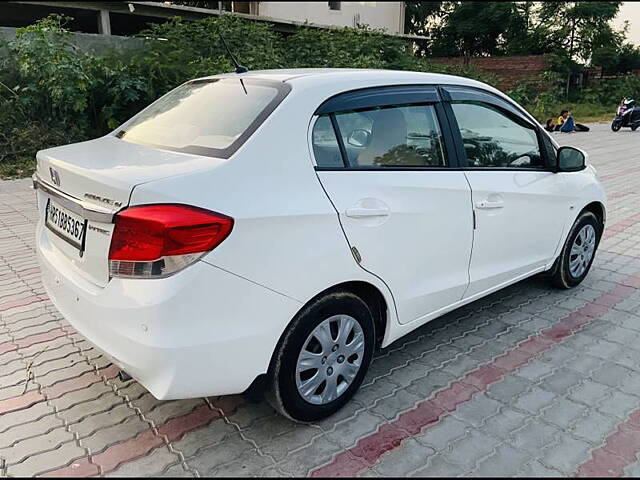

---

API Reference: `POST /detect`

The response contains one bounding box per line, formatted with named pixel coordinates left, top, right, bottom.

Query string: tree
left=404, top=1, right=444, bottom=36
left=430, top=2, right=516, bottom=63
left=593, top=42, right=640, bottom=74
left=538, top=1, right=622, bottom=63
left=502, top=2, right=558, bottom=56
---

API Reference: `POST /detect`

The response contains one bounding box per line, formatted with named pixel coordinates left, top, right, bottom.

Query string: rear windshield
left=116, top=78, right=290, bottom=158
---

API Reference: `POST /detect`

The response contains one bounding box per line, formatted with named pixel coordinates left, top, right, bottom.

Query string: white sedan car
left=34, top=69, right=606, bottom=421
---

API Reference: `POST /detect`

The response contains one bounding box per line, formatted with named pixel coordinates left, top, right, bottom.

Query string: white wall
left=257, top=2, right=404, bottom=34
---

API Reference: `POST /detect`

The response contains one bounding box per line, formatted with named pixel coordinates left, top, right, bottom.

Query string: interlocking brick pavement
left=0, top=122, right=639, bottom=477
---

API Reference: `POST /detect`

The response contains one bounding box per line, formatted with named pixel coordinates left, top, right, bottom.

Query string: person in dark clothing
left=545, top=118, right=554, bottom=132
left=545, top=118, right=559, bottom=132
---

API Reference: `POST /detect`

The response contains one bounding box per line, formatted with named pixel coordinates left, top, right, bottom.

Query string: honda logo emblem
left=49, top=167, right=60, bottom=187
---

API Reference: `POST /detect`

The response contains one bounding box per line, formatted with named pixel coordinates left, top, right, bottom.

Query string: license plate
left=45, top=198, right=87, bottom=252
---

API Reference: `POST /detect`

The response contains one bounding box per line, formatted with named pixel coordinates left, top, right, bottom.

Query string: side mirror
left=557, top=146, right=586, bottom=172
left=347, top=129, right=371, bottom=148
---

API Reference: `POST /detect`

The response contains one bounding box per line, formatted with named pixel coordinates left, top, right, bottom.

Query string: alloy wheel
left=295, top=315, right=365, bottom=405
left=569, top=224, right=596, bottom=278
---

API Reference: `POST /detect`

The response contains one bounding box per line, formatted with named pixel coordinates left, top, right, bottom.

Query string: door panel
left=444, top=96, right=569, bottom=298
left=463, top=170, right=567, bottom=297
left=318, top=170, right=473, bottom=324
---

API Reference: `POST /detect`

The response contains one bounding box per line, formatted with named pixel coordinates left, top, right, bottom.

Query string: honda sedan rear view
left=34, top=69, right=606, bottom=421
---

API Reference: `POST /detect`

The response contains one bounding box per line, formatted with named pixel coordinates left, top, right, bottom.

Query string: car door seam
left=461, top=171, right=475, bottom=300
left=312, top=169, right=401, bottom=323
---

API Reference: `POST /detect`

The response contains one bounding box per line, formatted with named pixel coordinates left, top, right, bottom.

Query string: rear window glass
left=117, top=78, right=289, bottom=158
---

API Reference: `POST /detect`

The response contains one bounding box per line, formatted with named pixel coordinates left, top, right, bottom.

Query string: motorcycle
left=611, top=98, right=640, bottom=132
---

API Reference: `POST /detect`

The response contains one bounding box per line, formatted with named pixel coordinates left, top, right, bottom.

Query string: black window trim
left=315, top=84, right=440, bottom=116
left=115, top=77, right=292, bottom=160
left=440, top=85, right=538, bottom=129
left=312, top=84, right=461, bottom=171
left=441, top=87, right=555, bottom=172
left=329, top=113, right=349, bottom=168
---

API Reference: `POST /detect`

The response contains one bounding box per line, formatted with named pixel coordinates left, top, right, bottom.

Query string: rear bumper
left=37, top=222, right=301, bottom=399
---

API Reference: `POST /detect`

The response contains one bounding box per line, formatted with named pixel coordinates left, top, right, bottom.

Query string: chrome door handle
left=345, top=207, right=390, bottom=218
left=475, top=200, right=504, bottom=210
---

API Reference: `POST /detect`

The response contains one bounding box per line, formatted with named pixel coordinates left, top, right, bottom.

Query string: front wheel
left=611, top=120, right=622, bottom=132
left=549, top=211, right=602, bottom=289
left=267, top=291, right=375, bottom=421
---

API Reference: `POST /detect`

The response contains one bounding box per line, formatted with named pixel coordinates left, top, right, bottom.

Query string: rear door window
left=312, top=115, right=344, bottom=168
left=117, top=78, right=290, bottom=158
left=313, top=105, right=447, bottom=168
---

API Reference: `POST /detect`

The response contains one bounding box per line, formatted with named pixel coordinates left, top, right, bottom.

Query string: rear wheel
left=632, top=125, right=639, bottom=131
left=267, top=291, right=375, bottom=421
left=549, top=211, right=602, bottom=289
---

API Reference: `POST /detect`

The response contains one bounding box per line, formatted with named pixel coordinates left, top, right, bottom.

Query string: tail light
left=108, top=204, right=233, bottom=278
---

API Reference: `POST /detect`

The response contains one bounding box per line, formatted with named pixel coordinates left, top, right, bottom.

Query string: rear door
left=441, top=86, right=569, bottom=298
left=312, top=86, right=474, bottom=325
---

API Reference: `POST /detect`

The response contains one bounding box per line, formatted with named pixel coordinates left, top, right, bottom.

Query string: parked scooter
left=611, top=98, right=640, bottom=131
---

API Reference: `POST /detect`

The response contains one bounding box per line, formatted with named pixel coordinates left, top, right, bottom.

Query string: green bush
left=507, top=71, right=566, bottom=120
left=284, top=25, right=411, bottom=70
left=580, top=74, right=640, bottom=105
left=134, top=15, right=283, bottom=94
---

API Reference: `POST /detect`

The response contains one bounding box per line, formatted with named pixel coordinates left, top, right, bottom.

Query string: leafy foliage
left=6, top=16, right=90, bottom=125
left=430, top=2, right=517, bottom=62
left=284, top=25, right=411, bottom=70
left=408, top=1, right=625, bottom=67
left=537, top=1, right=622, bottom=63
left=404, top=1, right=444, bottom=37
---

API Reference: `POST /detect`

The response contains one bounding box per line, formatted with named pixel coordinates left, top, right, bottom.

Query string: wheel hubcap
left=295, top=315, right=365, bottom=405
left=569, top=224, right=596, bottom=278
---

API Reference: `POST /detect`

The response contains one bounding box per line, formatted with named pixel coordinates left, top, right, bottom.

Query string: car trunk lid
left=36, top=135, right=223, bottom=287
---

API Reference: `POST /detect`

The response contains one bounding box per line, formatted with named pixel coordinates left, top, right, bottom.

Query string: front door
left=444, top=93, right=569, bottom=298
left=312, top=88, right=474, bottom=324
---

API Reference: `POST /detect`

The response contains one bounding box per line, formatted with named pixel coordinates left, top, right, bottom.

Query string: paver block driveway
left=1, top=122, right=640, bottom=476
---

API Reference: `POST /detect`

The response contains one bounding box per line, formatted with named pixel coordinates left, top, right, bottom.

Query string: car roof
left=193, top=68, right=540, bottom=128
left=195, top=68, right=487, bottom=89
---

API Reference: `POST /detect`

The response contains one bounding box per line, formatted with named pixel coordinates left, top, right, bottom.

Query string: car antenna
left=219, top=33, right=248, bottom=74
left=218, top=32, right=248, bottom=95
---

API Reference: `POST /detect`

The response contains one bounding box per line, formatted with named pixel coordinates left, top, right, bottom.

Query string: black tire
left=549, top=211, right=602, bottom=289
left=267, top=291, right=375, bottom=422
left=632, top=125, right=639, bottom=131
left=611, top=120, right=622, bottom=132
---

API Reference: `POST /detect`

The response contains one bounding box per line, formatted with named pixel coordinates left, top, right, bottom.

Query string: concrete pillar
left=398, top=1, right=406, bottom=34
left=97, top=10, right=111, bottom=35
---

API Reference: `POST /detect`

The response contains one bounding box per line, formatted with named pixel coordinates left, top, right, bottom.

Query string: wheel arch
left=284, top=281, right=388, bottom=349
left=243, top=280, right=390, bottom=400
left=263, top=280, right=388, bottom=377
left=580, top=201, right=606, bottom=228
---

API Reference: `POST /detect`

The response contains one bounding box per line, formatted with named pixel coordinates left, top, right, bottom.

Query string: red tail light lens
left=109, top=204, right=233, bottom=262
